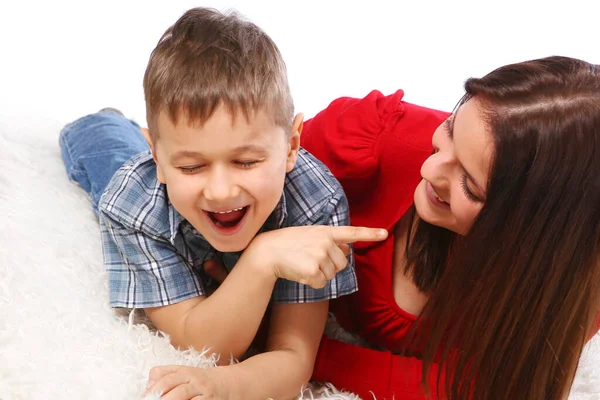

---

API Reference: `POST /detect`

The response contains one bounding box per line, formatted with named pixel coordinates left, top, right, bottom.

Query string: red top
left=301, top=89, right=600, bottom=399
left=302, top=89, right=449, bottom=349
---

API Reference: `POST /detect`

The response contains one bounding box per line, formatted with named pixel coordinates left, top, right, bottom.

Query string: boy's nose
left=204, top=168, right=241, bottom=201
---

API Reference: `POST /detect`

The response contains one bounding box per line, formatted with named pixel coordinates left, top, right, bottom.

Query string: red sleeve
left=302, top=91, right=391, bottom=196
left=313, top=335, right=447, bottom=399
left=302, top=90, right=410, bottom=201
left=302, top=90, right=450, bottom=231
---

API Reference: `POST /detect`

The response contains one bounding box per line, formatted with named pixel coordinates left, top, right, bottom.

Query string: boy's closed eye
left=178, top=165, right=206, bottom=173
left=178, top=159, right=263, bottom=173
left=233, top=159, right=263, bottom=168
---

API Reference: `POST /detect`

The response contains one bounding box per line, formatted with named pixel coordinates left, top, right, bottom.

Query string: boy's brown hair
left=143, top=7, right=294, bottom=141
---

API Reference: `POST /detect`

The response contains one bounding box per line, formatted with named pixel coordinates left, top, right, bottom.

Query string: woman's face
left=414, top=98, right=493, bottom=235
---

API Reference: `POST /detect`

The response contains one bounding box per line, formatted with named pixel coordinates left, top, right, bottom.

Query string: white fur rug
left=0, top=116, right=598, bottom=399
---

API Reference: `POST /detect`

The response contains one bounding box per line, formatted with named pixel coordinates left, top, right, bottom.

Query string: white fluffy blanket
left=1, top=117, right=598, bottom=399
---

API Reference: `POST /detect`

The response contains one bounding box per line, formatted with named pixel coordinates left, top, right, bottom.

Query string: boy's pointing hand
left=245, top=225, right=388, bottom=289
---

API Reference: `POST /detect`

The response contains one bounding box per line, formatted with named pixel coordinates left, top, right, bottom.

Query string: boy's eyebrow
left=170, top=145, right=268, bottom=162
left=171, top=150, right=203, bottom=162
left=230, top=144, right=269, bottom=155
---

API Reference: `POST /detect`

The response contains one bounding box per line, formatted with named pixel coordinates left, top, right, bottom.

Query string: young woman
left=304, top=56, right=600, bottom=399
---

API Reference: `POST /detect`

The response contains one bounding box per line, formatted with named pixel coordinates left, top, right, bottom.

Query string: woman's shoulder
left=302, top=89, right=450, bottom=165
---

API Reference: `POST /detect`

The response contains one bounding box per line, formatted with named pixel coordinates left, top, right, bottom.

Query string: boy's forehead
left=153, top=106, right=287, bottom=150
left=155, top=105, right=285, bottom=135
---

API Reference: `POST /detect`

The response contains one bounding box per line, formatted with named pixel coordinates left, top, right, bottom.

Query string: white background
left=0, top=2, right=599, bottom=398
left=0, top=0, right=598, bottom=126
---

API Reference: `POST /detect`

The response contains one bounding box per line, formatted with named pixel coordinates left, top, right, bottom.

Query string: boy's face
left=145, top=106, right=302, bottom=252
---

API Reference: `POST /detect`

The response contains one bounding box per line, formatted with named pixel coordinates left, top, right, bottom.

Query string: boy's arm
left=145, top=223, right=381, bottom=362
left=223, top=301, right=329, bottom=399
left=101, top=213, right=277, bottom=363
left=145, top=190, right=372, bottom=399
left=146, top=301, right=329, bottom=400
left=214, top=187, right=360, bottom=398
left=105, top=208, right=380, bottom=364
left=220, top=190, right=358, bottom=397
left=144, top=256, right=278, bottom=362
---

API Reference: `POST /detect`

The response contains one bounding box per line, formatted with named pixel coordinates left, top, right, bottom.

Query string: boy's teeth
left=216, top=207, right=243, bottom=214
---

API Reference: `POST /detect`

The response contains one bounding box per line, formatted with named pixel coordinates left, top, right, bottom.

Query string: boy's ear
left=140, top=127, right=166, bottom=184
left=286, top=113, right=304, bottom=173
left=140, top=127, right=152, bottom=146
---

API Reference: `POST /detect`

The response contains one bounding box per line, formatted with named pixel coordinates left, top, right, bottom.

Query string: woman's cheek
left=454, top=200, right=483, bottom=234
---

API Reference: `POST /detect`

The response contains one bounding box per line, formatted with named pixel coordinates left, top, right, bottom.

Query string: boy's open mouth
left=207, top=206, right=249, bottom=228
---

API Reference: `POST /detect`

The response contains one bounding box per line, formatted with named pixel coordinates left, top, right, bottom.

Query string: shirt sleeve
left=270, top=191, right=358, bottom=303
left=100, top=212, right=206, bottom=308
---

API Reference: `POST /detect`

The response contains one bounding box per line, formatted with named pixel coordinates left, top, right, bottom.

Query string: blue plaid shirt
left=98, top=148, right=357, bottom=308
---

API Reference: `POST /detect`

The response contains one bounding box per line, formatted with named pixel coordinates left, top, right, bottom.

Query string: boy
left=59, top=7, right=386, bottom=399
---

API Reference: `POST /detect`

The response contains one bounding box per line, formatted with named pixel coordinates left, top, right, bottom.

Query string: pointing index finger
left=331, top=226, right=388, bottom=244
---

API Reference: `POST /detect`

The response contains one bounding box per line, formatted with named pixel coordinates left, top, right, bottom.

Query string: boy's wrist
left=213, top=365, right=244, bottom=399
left=242, top=234, right=279, bottom=280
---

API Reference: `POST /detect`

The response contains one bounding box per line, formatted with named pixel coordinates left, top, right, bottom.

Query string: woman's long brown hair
left=405, top=56, right=600, bottom=399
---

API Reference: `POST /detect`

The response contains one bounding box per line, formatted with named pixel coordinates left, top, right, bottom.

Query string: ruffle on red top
left=302, top=89, right=450, bottom=246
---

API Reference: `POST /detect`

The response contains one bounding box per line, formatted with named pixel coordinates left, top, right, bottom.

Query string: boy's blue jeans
left=59, top=110, right=149, bottom=214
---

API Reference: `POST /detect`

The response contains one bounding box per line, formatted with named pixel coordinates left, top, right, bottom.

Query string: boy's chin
left=210, top=238, right=250, bottom=253
left=206, top=231, right=257, bottom=253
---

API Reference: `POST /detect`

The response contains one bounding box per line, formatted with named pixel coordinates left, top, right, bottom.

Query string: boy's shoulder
left=283, top=148, right=347, bottom=226
left=98, top=151, right=177, bottom=239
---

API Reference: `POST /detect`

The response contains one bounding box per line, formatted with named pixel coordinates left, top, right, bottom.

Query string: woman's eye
left=460, top=174, right=480, bottom=202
